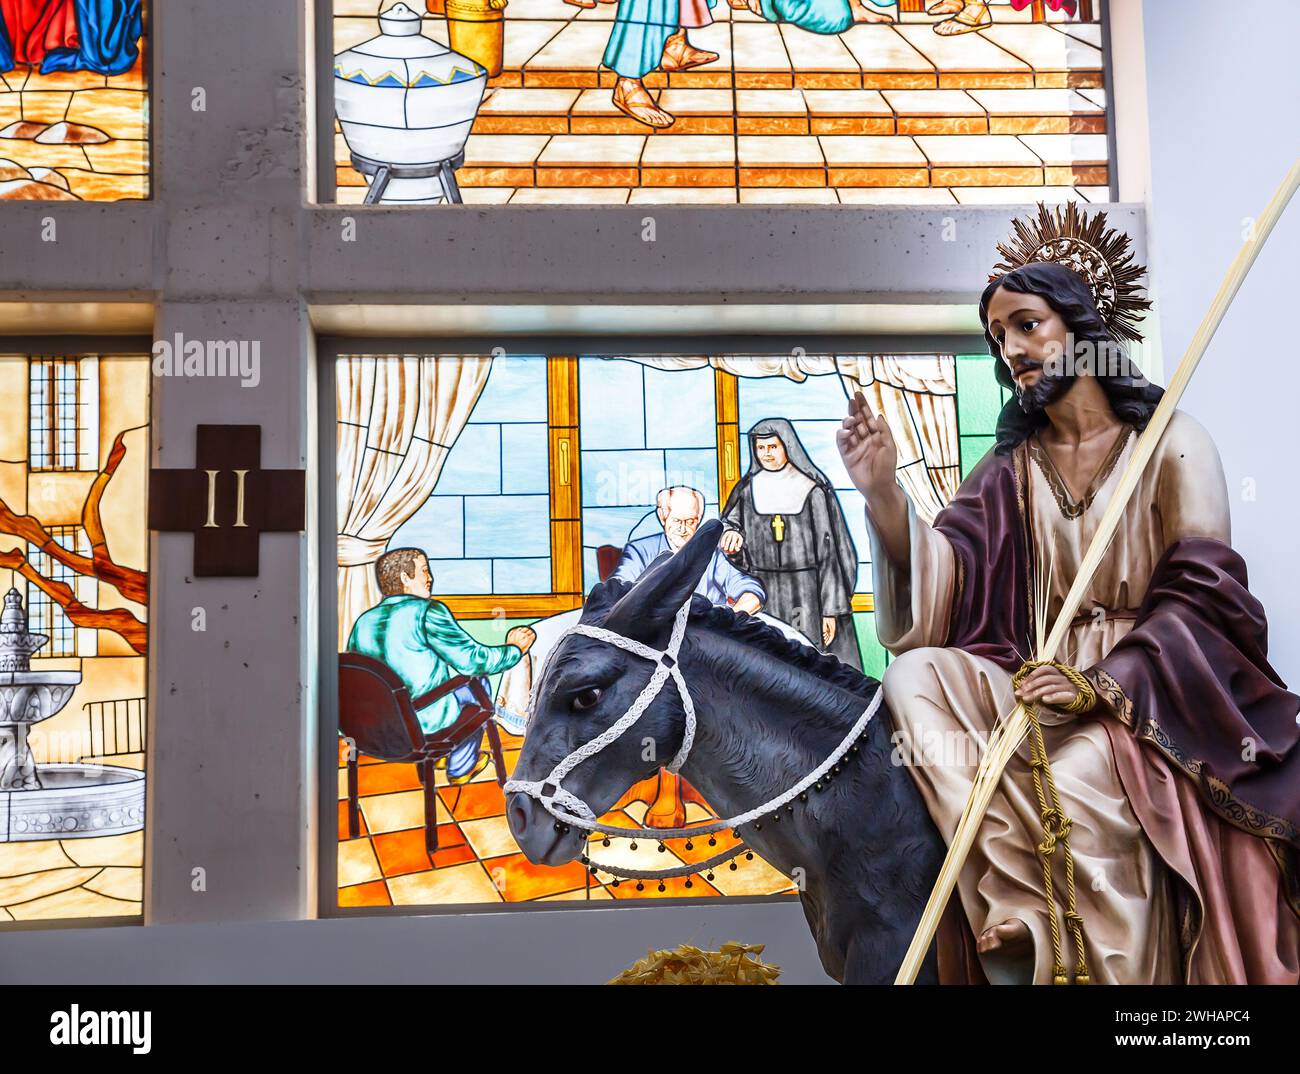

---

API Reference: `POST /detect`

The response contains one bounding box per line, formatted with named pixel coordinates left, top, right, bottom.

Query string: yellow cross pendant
left=771, top=513, right=785, bottom=543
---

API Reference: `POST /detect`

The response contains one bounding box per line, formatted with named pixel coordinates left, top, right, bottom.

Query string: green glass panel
left=853, top=611, right=890, bottom=682
left=960, top=435, right=996, bottom=480
left=956, top=354, right=1003, bottom=438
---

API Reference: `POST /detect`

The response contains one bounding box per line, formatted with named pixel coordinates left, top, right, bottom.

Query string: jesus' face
left=754, top=435, right=789, bottom=472
left=986, top=287, right=1076, bottom=413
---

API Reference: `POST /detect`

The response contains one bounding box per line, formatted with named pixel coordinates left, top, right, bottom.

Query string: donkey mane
left=589, top=578, right=878, bottom=701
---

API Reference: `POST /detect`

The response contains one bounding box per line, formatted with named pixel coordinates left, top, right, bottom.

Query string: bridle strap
left=564, top=601, right=696, bottom=775
left=505, top=595, right=884, bottom=855
left=504, top=597, right=695, bottom=823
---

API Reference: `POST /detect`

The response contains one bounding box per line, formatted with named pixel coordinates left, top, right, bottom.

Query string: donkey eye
left=572, top=687, right=604, bottom=711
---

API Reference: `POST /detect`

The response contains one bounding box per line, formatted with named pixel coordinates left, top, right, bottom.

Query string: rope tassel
left=1011, top=660, right=1092, bottom=986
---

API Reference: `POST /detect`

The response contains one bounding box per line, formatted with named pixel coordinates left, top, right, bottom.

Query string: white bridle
left=504, top=595, right=884, bottom=881
left=504, top=596, right=697, bottom=829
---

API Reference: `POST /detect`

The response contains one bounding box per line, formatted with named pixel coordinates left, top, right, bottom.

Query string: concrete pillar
left=145, top=0, right=316, bottom=924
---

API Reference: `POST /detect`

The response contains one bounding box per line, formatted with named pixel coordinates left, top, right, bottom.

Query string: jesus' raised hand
left=836, top=391, right=898, bottom=502
left=838, top=392, right=910, bottom=569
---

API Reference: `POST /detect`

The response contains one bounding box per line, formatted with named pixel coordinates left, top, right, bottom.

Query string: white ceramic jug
left=334, top=2, right=488, bottom=203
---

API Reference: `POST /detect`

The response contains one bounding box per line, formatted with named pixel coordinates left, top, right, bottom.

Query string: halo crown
left=990, top=202, right=1151, bottom=343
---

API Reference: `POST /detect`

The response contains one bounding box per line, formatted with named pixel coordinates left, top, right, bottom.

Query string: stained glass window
left=27, top=525, right=96, bottom=658
left=390, top=356, right=553, bottom=595
left=957, top=350, right=1011, bottom=477
left=0, top=353, right=150, bottom=923
left=27, top=357, right=98, bottom=471
left=333, top=349, right=1004, bottom=910
left=578, top=357, right=719, bottom=590
left=328, top=0, right=1109, bottom=205
left=0, top=2, right=149, bottom=201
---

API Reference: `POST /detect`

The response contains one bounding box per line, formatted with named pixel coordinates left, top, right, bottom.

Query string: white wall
left=1140, top=0, right=1300, bottom=679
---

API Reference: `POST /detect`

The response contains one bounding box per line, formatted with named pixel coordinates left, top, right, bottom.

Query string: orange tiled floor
left=336, top=734, right=796, bottom=907
left=0, top=38, right=148, bottom=201
left=333, top=4, right=1109, bottom=204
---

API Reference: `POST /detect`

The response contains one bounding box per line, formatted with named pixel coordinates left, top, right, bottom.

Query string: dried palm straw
left=608, top=942, right=781, bottom=985
left=895, top=160, right=1300, bottom=985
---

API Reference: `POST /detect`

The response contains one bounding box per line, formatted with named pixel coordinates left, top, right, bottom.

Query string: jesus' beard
left=1015, top=361, right=1077, bottom=414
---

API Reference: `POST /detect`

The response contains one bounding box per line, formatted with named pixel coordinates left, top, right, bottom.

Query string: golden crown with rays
left=990, top=201, right=1153, bottom=343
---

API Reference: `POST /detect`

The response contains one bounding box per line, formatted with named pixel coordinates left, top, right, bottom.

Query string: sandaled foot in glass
left=852, top=2, right=895, bottom=23
left=934, top=0, right=991, bottom=34
left=611, top=77, right=674, bottom=128
left=660, top=30, right=718, bottom=72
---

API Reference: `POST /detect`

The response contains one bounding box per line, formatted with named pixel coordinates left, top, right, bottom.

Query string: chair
left=596, top=544, right=714, bottom=830
left=595, top=543, right=623, bottom=584
left=339, top=652, right=508, bottom=859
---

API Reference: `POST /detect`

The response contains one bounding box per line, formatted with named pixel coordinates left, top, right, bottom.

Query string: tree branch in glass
left=0, top=429, right=147, bottom=654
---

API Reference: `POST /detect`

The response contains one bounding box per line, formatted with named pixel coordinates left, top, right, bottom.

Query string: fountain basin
left=1, top=763, right=145, bottom=842
left=1, top=669, right=83, bottom=790
left=0, top=671, right=82, bottom=723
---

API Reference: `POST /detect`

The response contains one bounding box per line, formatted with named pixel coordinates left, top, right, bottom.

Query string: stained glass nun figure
left=721, top=418, right=863, bottom=670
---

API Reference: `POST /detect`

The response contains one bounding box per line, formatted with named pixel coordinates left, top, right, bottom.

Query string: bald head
left=656, top=486, right=705, bottom=551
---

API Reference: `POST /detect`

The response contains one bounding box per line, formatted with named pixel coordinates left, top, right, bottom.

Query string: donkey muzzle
left=507, top=791, right=586, bottom=866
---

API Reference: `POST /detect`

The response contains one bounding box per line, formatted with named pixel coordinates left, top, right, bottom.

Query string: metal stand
left=349, top=151, right=466, bottom=205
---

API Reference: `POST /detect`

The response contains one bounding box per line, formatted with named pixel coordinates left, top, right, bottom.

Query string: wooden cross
left=148, top=425, right=306, bottom=577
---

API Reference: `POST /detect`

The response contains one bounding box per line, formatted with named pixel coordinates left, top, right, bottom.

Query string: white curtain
left=608, top=353, right=960, bottom=524
left=336, top=354, right=492, bottom=647
left=835, top=355, right=959, bottom=525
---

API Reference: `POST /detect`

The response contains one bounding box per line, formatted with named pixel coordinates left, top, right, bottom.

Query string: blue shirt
left=611, top=533, right=765, bottom=606
left=348, top=595, right=521, bottom=734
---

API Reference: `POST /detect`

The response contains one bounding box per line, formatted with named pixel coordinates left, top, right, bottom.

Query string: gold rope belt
left=1009, top=659, right=1096, bottom=985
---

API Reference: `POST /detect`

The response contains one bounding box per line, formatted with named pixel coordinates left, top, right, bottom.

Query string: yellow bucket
left=429, top=0, right=506, bottom=79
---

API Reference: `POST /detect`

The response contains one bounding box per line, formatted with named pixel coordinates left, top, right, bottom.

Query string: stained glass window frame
left=0, top=343, right=153, bottom=929
left=0, top=4, right=152, bottom=203
left=319, top=332, right=995, bottom=917
left=26, top=524, right=96, bottom=659
left=27, top=356, right=93, bottom=472
left=312, top=0, right=1119, bottom=207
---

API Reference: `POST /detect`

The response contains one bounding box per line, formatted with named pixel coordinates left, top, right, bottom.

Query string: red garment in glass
left=0, top=0, right=79, bottom=66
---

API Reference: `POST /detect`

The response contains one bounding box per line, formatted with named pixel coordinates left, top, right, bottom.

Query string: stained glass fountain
left=0, top=588, right=144, bottom=840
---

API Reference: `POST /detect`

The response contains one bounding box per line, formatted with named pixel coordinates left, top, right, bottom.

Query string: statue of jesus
left=837, top=208, right=1300, bottom=984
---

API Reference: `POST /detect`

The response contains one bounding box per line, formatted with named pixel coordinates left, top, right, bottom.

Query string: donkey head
left=507, top=520, right=723, bottom=866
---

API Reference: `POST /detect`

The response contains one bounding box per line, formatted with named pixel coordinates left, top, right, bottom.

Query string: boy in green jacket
left=348, top=548, right=535, bottom=784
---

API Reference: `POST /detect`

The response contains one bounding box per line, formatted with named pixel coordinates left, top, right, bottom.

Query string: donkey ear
left=579, top=580, right=611, bottom=623
left=603, top=520, right=721, bottom=645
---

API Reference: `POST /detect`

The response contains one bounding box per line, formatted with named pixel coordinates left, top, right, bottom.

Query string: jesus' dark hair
left=979, top=261, right=1164, bottom=454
